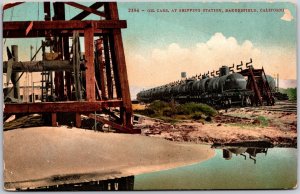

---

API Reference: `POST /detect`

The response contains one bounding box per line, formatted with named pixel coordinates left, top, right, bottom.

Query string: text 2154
left=128, top=8, right=139, bottom=12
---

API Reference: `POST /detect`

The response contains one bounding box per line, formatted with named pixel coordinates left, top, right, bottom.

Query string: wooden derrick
left=3, top=2, right=135, bottom=133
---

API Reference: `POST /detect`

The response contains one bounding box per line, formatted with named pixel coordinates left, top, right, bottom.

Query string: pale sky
left=2, top=1, right=297, bottom=98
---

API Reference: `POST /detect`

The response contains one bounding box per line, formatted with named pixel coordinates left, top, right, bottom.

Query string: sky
left=2, top=1, right=297, bottom=99
left=117, top=2, right=297, bottom=90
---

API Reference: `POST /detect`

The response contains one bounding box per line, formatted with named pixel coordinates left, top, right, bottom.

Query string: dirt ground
left=136, top=102, right=297, bottom=147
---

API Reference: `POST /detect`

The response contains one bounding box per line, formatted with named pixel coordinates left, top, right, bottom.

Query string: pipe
left=11, top=45, right=20, bottom=100
left=246, top=58, right=253, bottom=68
left=236, top=61, right=243, bottom=71
left=3, top=60, right=72, bottom=73
left=229, top=64, right=235, bottom=73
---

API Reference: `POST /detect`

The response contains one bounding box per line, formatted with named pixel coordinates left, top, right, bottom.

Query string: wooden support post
left=109, top=35, right=121, bottom=98
left=53, top=3, right=66, bottom=101
left=75, top=113, right=81, bottom=128
left=43, top=2, right=51, bottom=21
left=84, top=27, right=96, bottom=101
left=100, top=60, right=107, bottom=99
left=103, top=36, right=113, bottom=99
left=95, top=39, right=107, bottom=99
left=51, top=113, right=57, bottom=127
left=108, top=2, right=133, bottom=128
left=63, top=36, right=72, bottom=100
left=105, top=3, right=121, bottom=98
left=54, top=72, right=64, bottom=100
left=249, top=68, right=262, bottom=105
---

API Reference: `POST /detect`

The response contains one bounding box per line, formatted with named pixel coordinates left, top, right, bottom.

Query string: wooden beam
left=71, top=2, right=104, bottom=20
left=65, top=2, right=105, bottom=18
left=3, top=30, right=107, bottom=38
left=89, top=114, right=140, bottom=134
left=25, top=21, right=33, bottom=36
left=3, top=20, right=127, bottom=31
left=4, top=100, right=123, bottom=114
left=84, top=27, right=96, bottom=101
left=3, top=2, right=24, bottom=10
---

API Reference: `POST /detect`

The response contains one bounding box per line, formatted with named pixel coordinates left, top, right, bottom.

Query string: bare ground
left=136, top=103, right=297, bottom=147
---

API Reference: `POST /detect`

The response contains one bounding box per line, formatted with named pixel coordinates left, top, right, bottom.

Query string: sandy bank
left=138, top=103, right=297, bottom=147
left=4, top=126, right=215, bottom=190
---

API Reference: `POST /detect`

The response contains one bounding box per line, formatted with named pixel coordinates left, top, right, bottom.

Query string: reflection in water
left=222, top=147, right=268, bottom=164
left=134, top=146, right=297, bottom=190
left=26, top=176, right=135, bottom=191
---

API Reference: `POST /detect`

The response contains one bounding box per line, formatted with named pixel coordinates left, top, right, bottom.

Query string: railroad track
left=244, top=101, right=297, bottom=113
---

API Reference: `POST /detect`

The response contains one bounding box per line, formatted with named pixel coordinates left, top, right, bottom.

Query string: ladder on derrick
left=41, top=71, right=53, bottom=102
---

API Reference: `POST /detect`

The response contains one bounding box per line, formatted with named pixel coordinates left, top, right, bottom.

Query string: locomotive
left=137, top=64, right=278, bottom=108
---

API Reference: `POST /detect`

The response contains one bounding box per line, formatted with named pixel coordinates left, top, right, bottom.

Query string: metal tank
left=173, top=85, right=181, bottom=96
left=178, top=83, right=187, bottom=95
left=159, top=87, right=167, bottom=100
left=207, top=77, right=220, bottom=93
left=222, top=73, right=247, bottom=91
left=207, top=65, right=228, bottom=94
left=207, top=66, right=247, bottom=93
left=185, top=80, right=195, bottom=95
left=165, top=86, right=172, bottom=98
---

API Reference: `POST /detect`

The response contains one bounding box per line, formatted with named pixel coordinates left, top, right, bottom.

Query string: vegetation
left=228, top=115, right=269, bottom=128
left=135, top=100, right=218, bottom=123
left=256, top=116, right=269, bottom=127
left=279, top=88, right=297, bottom=101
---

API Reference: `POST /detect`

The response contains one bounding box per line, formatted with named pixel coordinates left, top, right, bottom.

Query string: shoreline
left=4, top=127, right=215, bottom=190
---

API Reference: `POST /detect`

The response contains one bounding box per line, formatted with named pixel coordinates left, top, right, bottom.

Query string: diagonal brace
left=65, top=2, right=105, bottom=18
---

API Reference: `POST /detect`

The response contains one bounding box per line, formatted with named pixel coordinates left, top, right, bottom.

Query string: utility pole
left=277, top=73, right=279, bottom=92
left=30, top=45, right=34, bottom=102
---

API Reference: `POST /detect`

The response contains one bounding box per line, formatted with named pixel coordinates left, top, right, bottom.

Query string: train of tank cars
left=137, top=59, right=285, bottom=108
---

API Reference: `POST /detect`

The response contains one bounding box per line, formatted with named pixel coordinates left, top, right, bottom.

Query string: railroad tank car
left=137, top=65, right=276, bottom=107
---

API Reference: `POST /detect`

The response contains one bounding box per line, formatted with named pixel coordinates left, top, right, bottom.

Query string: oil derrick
left=3, top=2, right=139, bottom=133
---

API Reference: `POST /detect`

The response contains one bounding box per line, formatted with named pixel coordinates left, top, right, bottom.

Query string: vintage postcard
left=2, top=0, right=297, bottom=191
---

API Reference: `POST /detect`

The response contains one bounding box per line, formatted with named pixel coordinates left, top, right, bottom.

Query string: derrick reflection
left=212, top=141, right=273, bottom=164
left=222, top=147, right=268, bottom=164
